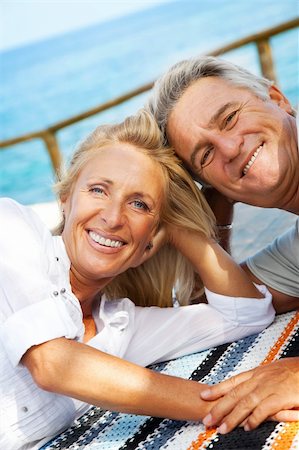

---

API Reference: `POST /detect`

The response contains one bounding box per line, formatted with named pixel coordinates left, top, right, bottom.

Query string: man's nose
left=213, top=134, right=242, bottom=160
left=100, top=202, right=125, bottom=229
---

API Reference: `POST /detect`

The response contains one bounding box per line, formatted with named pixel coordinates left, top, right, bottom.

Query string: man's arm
left=200, top=357, right=299, bottom=433
left=202, top=186, right=234, bottom=253
left=241, top=262, right=299, bottom=313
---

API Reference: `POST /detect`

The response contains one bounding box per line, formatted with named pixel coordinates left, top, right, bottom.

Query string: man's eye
left=225, top=110, right=237, bottom=127
left=132, top=200, right=149, bottom=211
left=200, top=147, right=214, bottom=167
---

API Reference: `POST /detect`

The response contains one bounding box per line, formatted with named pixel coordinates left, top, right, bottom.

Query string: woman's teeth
left=243, top=144, right=263, bottom=175
left=89, top=231, right=124, bottom=248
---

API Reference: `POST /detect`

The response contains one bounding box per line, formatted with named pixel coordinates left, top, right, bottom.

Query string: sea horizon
left=0, top=0, right=298, bottom=205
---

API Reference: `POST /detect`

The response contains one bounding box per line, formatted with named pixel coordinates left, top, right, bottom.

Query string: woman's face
left=61, top=143, right=165, bottom=286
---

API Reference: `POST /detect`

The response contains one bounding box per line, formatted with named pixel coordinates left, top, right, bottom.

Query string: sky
left=0, top=0, right=173, bottom=52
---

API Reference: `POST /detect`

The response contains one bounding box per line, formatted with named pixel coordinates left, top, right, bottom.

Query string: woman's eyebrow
left=87, top=178, right=113, bottom=185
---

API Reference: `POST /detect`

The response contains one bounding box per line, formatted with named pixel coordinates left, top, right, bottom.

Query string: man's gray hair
left=147, top=56, right=273, bottom=144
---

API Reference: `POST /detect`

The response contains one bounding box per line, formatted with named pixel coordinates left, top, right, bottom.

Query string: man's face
left=167, top=77, right=298, bottom=208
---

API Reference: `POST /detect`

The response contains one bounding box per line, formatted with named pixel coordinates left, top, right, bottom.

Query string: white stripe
left=221, top=312, right=296, bottom=377
left=160, top=422, right=212, bottom=449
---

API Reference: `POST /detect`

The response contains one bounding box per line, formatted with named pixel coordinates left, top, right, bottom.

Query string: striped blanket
left=41, top=311, right=299, bottom=450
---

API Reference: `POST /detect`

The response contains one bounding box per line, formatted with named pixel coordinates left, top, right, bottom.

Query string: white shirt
left=0, top=198, right=274, bottom=449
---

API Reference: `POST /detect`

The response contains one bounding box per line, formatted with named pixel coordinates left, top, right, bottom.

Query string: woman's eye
left=200, top=147, right=213, bottom=167
left=132, top=200, right=149, bottom=211
left=90, top=186, right=104, bottom=195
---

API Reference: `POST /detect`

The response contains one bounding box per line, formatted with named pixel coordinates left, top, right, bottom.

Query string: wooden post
left=42, top=131, right=62, bottom=174
left=256, top=38, right=277, bottom=84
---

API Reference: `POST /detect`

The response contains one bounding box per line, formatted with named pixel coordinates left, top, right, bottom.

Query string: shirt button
left=53, top=291, right=59, bottom=296
left=22, top=406, right=28, bottom=413
left=60, top=288, right=66, bottom=294
left=55, top=257, right=59, bottom=261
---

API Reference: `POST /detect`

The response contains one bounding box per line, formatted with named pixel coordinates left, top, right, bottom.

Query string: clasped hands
left=133, top=226, right=299, bottom=434
left=200, top=357, right=299, bottom=433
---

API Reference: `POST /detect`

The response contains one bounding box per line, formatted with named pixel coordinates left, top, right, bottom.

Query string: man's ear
left=269, top=85, right=293, bottom=114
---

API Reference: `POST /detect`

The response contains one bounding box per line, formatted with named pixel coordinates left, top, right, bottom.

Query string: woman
left=0, top=111, right=274, bottom=449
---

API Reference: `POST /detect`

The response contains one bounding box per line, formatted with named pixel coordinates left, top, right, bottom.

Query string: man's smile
left=242, top=143, right=264, bottom=176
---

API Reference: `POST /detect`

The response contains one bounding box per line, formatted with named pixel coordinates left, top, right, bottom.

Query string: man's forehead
left=167, top=78, right=239, bottom=141
left=174, top=77, right=242, bottom=116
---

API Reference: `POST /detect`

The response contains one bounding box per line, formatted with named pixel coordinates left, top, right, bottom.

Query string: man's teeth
left=89, top=231, right=124, bottom=248
left=243, top=145, right=263, bottom=175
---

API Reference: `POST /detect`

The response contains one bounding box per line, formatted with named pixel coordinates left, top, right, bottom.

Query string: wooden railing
left=1, top=17, right=298, bottom=174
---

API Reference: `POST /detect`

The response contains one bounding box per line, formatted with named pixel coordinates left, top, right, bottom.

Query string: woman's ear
left=59, top=195, right=69, bottom=219
left=269, top=85, right=293, bottom=114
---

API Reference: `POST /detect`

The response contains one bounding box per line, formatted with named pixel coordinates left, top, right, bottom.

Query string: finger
left=243, top=394, right=290, bottom=431
left=211, top=385, right=269, bottom=433
left=201, top=370, right=253, bottom=401
left=268, top=409, right=299, bottom=422
left=202, top=378, right=258, bottom=429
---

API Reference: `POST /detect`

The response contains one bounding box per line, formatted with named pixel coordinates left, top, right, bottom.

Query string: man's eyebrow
left=190, top=144, right=201, bottom=168
left=208, top=101, right=239, bottom=128
left=190, top=101, right=239, bottom=168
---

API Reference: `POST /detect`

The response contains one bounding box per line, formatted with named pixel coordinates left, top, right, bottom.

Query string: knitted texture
left=41, top=311, right=299, bottom=450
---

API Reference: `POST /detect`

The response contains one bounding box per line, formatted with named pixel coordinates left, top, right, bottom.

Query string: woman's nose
left=100, top=202, right=124, bottom=229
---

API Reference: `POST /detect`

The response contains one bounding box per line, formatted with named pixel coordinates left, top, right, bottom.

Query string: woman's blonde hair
left=54, top=110, right=215, bottom=307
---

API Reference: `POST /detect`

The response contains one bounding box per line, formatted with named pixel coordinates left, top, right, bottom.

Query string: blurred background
left=0, top=0, right=298, bottom=259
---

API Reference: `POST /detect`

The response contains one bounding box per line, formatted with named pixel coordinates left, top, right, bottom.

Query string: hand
left=202, top=186, right=235, bottom=219
left=200, top=358, right=299, bottom=433
left=201, top=186, right=235, bottom=252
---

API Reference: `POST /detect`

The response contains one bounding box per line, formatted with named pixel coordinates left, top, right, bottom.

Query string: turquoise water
left=0, top=0, right=298, bottom=204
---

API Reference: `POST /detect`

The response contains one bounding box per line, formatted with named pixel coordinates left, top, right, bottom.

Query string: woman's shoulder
left=0, top=197, right=34, bottom=217
left=0, top=197, right=51, bottom=239
left=0, top=196, right=22, bottom=211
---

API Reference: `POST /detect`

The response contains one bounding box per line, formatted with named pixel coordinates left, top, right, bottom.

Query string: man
left=147, top=56, right=299, bottom=433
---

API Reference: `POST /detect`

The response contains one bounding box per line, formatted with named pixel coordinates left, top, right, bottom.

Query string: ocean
left=0, top=0, right=298, bottom=206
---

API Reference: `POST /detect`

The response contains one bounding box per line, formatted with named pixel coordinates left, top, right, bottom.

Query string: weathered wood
left=257, top=38, right=277, bottom=83
left=0, top=17, right=298, bottom=174
left=42, top=131, right=62, bottom=175
left=210, top=17, right=299, bottom=56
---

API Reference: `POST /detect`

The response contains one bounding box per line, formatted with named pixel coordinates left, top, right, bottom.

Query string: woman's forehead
left=75, top=143, right=167, bottom=199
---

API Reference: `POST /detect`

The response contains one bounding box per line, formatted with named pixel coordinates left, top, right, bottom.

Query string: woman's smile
left=87, top=229, right=126, bottom=251
left=61, top=143, right=164, bottom=286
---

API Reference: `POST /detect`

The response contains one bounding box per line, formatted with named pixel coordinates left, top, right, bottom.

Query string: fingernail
left=202, top=413, right=212, bottom=426
left=201, top=389, right=211, bottom=399
left=217, top=423, right=227, bottom=435
left=244, top=424, right=251, bottom=432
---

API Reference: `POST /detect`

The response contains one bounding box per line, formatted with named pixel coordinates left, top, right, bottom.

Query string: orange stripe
left=262, top=312, right=299, bottom=365
left=187, top=427, right=217, bottom=450
left=269, top=422, right=299, bottom=450
left=188, top=313, right=299, bottom=450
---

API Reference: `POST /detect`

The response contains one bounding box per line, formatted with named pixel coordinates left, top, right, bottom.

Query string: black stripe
left=40, top=408, right=114, bottom=449
left=190, top=343, right=231, bottom=381
left=119, top=345, right=230, bottom=450
left=205, top=421, right=277, bottom=450
left=280, top=328, right=299, bottom=358
left=120, top=417, right=169, bottom=450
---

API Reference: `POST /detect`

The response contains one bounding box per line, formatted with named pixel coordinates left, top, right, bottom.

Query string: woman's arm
left=169, top=228, right=263, bottom=299
left=22, top=337, right=213, bottom=421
